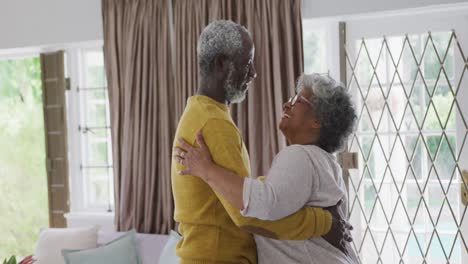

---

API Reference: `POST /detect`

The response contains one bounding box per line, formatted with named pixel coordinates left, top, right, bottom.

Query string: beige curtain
left=102, top=0, right=174, bottom=234
left=173, top=0, right=304, bottom=175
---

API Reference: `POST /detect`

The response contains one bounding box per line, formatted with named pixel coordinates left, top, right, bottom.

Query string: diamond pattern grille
left=346, top=31, right=468, bottom=263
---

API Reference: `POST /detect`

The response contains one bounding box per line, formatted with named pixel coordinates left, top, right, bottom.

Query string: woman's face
left=279, top=88, right=320, bottom=141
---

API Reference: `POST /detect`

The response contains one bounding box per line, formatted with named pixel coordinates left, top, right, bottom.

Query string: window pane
left=423, top=32, right=454, bottom=81
left=365, top=86, right=385, bottom=126
left=83, top=168, right=111, bottom=208
left=83, top=89, right=106, bottom=100
left=397, top=35, right=420, bottom=84
left=405, top=183, right=421, bottom=220
left=409, top=84, right=426, bottom=127
left=433, top=135, right=457, bottom=180
left=84, top=51, right=106, bottom=88
left=387, top=84, right=406, bottom=130
left=411, top=137, right=424, bottom=179
left=407, top=232, right=425, bottom=263
left=88, top=141, right=108, bottom=165
left=82, top=89, right=107, bottom=127
left=364, top=182, right=377, bottom=216
left=302, top=24, right=327, bottom=73
left=424, top=43, right=442, bottom=81
left=81, top=127, right=111, bottom=166
left=432, top=82, right=456, bottom=130
left=428, top=184, right=457, bottom=230
left=355, top=49, right=374, bottom=93
left=358, top=107, right=374, bottom=132
left=91, top=178, right=109, bottom=207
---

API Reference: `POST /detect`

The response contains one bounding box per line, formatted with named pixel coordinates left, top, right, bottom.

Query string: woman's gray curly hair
left=297, top=73, right=357, bottom=153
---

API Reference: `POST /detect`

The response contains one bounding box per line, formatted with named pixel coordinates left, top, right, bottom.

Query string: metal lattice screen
left=346, top=31, right=468, bottom=263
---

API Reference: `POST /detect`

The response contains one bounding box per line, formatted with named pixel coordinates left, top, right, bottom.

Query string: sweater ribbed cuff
left=322, top=210, right=333, bottom=235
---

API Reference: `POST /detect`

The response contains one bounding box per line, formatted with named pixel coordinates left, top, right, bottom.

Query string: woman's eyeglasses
left=288, top=94, right=313, bottom=107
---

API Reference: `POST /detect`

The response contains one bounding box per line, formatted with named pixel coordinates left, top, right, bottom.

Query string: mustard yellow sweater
left=171, top=95, right=332, bottom=264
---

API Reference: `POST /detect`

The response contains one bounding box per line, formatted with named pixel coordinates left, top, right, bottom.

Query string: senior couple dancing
left=169, top=20, right=359, bottom=264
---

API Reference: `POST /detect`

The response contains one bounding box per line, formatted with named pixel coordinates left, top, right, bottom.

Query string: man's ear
left=214, top=54, right=229, bottom=76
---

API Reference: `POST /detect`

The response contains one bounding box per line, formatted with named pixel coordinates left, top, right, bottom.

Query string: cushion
left=62, top=229, right=140, bottom=264
left=34, top=226, right=98, bottom=264
left=158, top=230, right=181, bottom=264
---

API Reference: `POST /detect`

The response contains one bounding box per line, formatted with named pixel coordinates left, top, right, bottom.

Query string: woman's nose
left=283, top=101, right=291, bottom=111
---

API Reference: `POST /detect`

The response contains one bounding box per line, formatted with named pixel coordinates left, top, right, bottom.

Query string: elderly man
left=171, top=20, right=348, bottom=264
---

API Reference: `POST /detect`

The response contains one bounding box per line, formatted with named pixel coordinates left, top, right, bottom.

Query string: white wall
left=2, top=0, right=467, bottom=50
left=0, top=0, right=102, bottom=50
left=303, top=0, right=468, bottom=18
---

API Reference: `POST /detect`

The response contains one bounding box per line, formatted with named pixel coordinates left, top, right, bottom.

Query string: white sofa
left=98, top=231, right=169, bottom=264
left=36, top=228, right=170, bottom=264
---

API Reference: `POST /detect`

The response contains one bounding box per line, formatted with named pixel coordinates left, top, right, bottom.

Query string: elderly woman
left=174, top=73, right=359, bottom=264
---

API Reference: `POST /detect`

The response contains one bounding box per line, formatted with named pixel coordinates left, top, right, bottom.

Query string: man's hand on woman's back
left=321, top=200, right=353, bottom=256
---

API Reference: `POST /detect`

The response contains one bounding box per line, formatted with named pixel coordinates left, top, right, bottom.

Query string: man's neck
left=197, top=78, right=229, bottom=105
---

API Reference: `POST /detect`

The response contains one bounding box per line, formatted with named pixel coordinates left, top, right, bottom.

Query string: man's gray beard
left=224, top=64, right=247, bottom=104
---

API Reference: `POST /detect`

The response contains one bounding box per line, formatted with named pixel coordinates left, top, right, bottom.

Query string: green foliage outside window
left=0, top=57, right=48, bottom=259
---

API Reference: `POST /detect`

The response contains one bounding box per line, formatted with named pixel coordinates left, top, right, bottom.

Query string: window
left=348, top=31, right=464, bottom=264
left=66, top=46, right=114, bottom=212
left=303, top=6, right=468, bottom=264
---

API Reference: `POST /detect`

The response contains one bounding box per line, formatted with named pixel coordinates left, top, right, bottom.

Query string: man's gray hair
left=297, top=73, right=357, bottom=153
left=197, top=20, right=250, bottom=77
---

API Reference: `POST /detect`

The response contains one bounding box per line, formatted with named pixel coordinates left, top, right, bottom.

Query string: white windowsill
left=65, top=212, right=115, bottom=232
left=65, top=212, right=115, bottom=219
